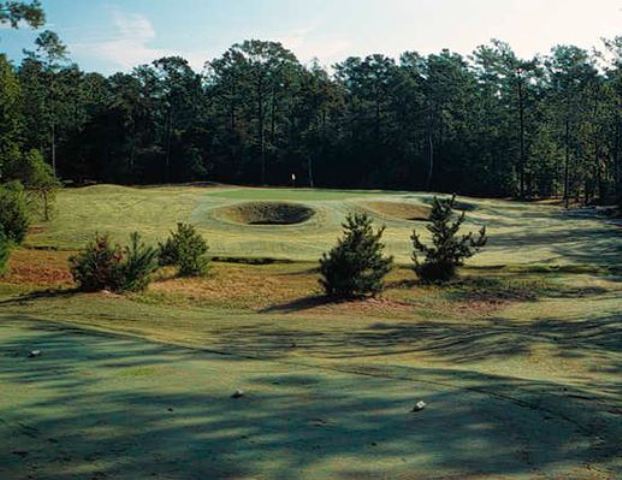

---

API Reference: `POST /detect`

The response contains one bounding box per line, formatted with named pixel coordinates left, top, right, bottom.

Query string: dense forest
left=1, top=4, right=622, bottom=203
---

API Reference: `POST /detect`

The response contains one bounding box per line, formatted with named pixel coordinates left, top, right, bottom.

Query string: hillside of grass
left=25, top=185, right=622, bottom=269
left=1, top=185, right=621, bottom=479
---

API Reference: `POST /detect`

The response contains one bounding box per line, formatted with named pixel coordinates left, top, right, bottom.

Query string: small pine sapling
left=319, top=213, right=393, bottom=298
left=411, top=195, right=487, bottom=283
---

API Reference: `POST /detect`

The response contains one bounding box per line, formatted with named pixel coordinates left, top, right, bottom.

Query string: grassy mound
left=213, top=202, right=316, bottom=226
left=362, top=201, right=431, bottom=221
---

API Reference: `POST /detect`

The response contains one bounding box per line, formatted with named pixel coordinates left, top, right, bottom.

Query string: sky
left=1, top=0, right=622, bottom=74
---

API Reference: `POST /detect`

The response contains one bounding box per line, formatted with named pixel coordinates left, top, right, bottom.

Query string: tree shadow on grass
left=0, top=288, right=79, bottom=307
left=259, top=295, right=343, bottom=314
left=0, top=318, right=620, bottom=479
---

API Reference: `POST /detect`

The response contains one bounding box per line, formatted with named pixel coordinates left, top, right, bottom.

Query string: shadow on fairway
left=0, top=318, right=620, bottom=479
left=0, top=288, right=79, bottom=306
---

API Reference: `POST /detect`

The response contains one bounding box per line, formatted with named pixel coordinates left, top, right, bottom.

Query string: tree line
left=2, top=14, right=622, bottom=204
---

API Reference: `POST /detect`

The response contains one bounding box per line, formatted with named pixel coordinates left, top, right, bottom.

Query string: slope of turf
left=25, top=185, right=622, bottom=268
left=1, top=184, right=621, bottom=479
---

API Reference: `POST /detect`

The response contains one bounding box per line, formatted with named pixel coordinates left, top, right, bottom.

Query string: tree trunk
left=426, top=126, right=434, bottom=190
left=165, top=109, right=173, bottom=182
left=563, top=117, right=570, bottom=208
left=51, top=123, right=56, bottom=175
left=518, top=78, right=526, bottom=198
left=257, top=77, right=266, bottom=185
left=43, top=192, right=49, bottom=221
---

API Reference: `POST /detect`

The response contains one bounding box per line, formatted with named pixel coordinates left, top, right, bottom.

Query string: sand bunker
left=213, top=202, right=316, bottom=225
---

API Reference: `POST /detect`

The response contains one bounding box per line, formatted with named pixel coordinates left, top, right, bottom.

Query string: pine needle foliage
left=411, top=195, right=487, bottom=283
left=70, top=232, right=158, bottom=292
left=158, top=223, right=209, bottom=277
left=319, top=213, right=393, bottom=298
left=120, top=232, right=159, bottom=292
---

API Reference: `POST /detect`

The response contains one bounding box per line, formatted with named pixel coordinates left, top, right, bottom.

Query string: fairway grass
left=1, top=185, right=621, bottom=479
left=24, top=184, right=622, bottom=267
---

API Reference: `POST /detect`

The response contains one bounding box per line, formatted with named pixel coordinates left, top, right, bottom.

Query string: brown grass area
left=362, top=201, right=431, bottom=221
left=4, top=248, right=75, bottom=287
left=148, top=263, right=514, bottom=319
left=1, top=249, right=526, bottom=319
left=149, top=262, right=320, bottom=309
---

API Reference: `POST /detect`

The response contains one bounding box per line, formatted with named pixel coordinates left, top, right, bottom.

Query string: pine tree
left=120, top=232, right=158, bottom=292
left=319, top=213, right=393, bottom=298
left=411, top=195, right=487, bottom=283
left=158, top=223, right=209, bottom=276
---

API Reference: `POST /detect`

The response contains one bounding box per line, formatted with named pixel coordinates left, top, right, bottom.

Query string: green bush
left=319, top=213, right=393, bottom=298
left=0, top=181, right=29, bottom=244
left=158, top=223, right=209, bottom=277
left=70, top=232, right=158, bottom=293
left=0, top=227, right=10, bottom=276
left=411, top=195, right=487, bottom=283
left=69, top=234, right=125, bottom=292
left=120, top=232, right=159, bottom=292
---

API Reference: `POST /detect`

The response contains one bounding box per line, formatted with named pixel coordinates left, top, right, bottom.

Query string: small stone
left=231, top=389, right=245, bottom=399
left=412, top=401, right=427, bottom=412
left=27, top=350, right=41, bottom=358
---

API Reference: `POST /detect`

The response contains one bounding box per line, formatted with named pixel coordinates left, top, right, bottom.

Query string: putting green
left=1, top=318, right=618, bottom=479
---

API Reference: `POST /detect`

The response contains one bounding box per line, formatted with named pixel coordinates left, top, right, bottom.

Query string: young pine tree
left=319, top=213, right=393, bottom=298
left=121, top=232, right=159, bottom=292
left=411, top=195, right=487, bottom=283
left=69, top=234, right=125, bottom=292
left=158, top=223, right=209, bottom=277
left=69, top=232, right=158, bottom=293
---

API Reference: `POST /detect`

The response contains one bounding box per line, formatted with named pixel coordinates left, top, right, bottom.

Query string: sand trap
left=213, top=202, right=315, bottom=225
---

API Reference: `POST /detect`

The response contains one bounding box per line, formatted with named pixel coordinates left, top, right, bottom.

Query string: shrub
left=158, top=223, right=209, bottom=277
left=70, top=232, right=159, bottom=293
left=319, top=213, right=393, bottom=298
left=0, top=228, right=10, bottom=275
left=69, top=234, right=124, bottom=292
left=0, top=181, right=29, bottom=244
left=411, top=195, right=487, bottom=283
left=120, top=232, right=159, bottom=292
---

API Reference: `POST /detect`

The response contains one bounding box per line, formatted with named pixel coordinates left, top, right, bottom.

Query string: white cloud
left=71, top=10, right=171, bottom=70
left=276, top=27, right=352, bottom=66
left=71, top=9, right=353, bottom=73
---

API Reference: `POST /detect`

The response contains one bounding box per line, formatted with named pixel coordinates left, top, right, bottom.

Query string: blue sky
left=1, top=0, right=622, bottom=74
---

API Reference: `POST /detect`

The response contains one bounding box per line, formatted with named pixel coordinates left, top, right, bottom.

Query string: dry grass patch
left=4, top=248, right=74, bottom=287
left=148, top=262, right=319, bottom=310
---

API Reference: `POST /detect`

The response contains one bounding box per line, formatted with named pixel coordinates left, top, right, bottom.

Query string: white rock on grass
left=231, top=389, right=245, bottom=399
left=28, top=350, right=42, bottom=358
left=412, top=400, right=427, bottom=412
